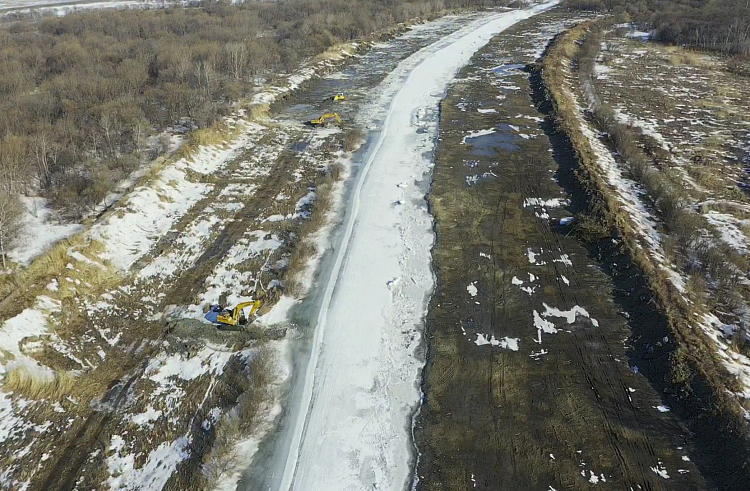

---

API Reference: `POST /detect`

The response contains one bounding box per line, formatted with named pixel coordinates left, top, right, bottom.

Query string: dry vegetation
left=199, top=347, right=272, bottom=488
left=537, top=19, right=750, bottom=462
left=0, top=0, right=517, bottom=226
left=563, top=0, right=750, bottom=56
left=578, top=28, right=750, bottom=329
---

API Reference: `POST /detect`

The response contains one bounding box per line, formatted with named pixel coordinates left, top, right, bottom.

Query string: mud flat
left=414, top=11, right=710, bottom=490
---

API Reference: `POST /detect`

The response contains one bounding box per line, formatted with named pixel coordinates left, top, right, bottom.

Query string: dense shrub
left=0, top=0, right=513, bottom=219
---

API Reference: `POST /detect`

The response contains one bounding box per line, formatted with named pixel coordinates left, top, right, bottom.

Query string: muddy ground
left=415, top=11, right=711, bottom=490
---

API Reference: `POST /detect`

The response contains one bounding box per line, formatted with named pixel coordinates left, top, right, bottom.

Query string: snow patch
left=475, top=333, right=520, bottom=351
left=462, top=128, right=495, bottom=144
left=9, top=196, right=82, bottom=266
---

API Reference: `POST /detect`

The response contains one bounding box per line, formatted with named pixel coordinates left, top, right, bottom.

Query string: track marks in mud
left=415, top=10, right=707, bottom=491
left=30, top=124, right=345, bottom=490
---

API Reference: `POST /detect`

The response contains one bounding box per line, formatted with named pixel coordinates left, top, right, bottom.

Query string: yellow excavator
left=309, top=112, right=342, bottom=126
left=332, top=93, right=346, bottom=102
left=204, top=299, right=261, bottom=327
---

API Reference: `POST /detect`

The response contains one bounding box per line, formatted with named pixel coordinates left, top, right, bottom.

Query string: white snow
left=0, top=390, right=31, bottom=444
left=278, top=4, right=559, bottom=491
left=541, top=303, right=591, bottom=324
left=8, top=196, right=82, bottom=266
left=131, top=406, right=162, bottom=428
left=462, top=128, right=496, bottom=143
left=533, top=302, right=599, bottom=343
left=524, top=197, right=566, bottom=208
left=704, top=211, right=750, bottom=254
left=475, top=333, right=520, bottom=351
left=553, top=254, right=573, bottom=267
left=93, top=137, right=250, bottom=270
left=107, top=435, right=190, bottom=491
left=196, top=229, right=283, bottom=309
left=534, top=309, right=558, bottom=334
left=626, top=30, right=651, bottom=40
left=137, top=216, right=221, bottom=279
left=68, top=250, right=106, bottom=269
left=527, top=248, right=538, bottom=263
left=651, top=463, right=670, bottom=479
left=0, top=297, right=62, bottom=377
left=477, top=108, right=497, bottom=114
left=146, top=345, right=234, bottom=385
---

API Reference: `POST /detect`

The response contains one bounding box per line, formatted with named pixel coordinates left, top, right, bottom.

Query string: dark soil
left=414, top=11, right=710, bottom=491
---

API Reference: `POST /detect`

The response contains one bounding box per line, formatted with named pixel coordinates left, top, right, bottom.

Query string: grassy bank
left=535, top=21, right=750, bottom=485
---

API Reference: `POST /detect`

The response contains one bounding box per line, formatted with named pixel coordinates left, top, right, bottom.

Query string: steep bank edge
left=535, top=22, right=750, bottom=488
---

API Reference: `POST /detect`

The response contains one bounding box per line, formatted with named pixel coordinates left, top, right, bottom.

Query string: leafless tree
left=0, top=191, right=24, bottom=268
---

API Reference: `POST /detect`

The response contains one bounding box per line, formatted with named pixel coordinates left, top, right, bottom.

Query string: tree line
left=0, top=0, right=513, bottom=266
left=563, top=0, right=750, bottom=56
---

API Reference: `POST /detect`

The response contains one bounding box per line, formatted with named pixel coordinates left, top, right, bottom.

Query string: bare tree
left=225, top=42, right=247, bottom=80
left=0, top=191, right=24, bottom=268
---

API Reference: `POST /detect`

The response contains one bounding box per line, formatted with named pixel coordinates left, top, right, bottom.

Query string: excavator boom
left=310, top=112, right=342, bottom=126
left=205, top=299, right=262, bottom=327
left=233, top=300, right=261, bottom=319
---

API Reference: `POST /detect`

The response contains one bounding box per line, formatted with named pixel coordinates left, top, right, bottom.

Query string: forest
left=0, top=0, right=514, bottom=261
left=563, top=0, right=750, bottom=56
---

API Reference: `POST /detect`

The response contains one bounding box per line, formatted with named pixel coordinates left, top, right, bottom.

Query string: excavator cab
left=309, top=112, right=342, bottom=126
left=332, top=93, right=346, bottom=102
left=204, top=299, right=261, bottom=327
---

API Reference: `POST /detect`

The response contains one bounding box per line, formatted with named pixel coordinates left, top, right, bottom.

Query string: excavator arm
left=213, top=299, right=262, bottom=326
left=233, top=300, right=261, bottom=319
left=310, top=113, right=342, bottom=126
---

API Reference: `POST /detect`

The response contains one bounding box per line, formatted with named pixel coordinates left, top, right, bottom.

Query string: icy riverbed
left=270, top=3, right=558, bottom=491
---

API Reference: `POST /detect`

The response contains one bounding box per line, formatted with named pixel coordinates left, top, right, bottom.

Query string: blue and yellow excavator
left=204, top=300, right=261, bottom=327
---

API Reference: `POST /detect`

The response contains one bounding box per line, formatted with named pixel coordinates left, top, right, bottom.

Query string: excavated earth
left=415, top=11, right=715, bottom=491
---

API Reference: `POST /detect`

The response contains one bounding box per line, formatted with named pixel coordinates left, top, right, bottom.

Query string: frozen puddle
left=276, top=3, right=559, bottom=491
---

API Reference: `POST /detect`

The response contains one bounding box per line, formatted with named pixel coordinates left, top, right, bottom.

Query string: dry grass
left=175, top=121, right=241, bottom=160
left=2, top=236, right=119, bottom=319
left=200, top=347, right=272, bottom=489
left=540, top=20, right=747, bottom=428
left=664, top=47, right=711, bottom=68
left=284, top=166, right=340, bottom=297
left=343, top=127, right=366, bottom=152
left=3, top=365, right=77, bottom=400
left=245, top=102, right=270, bottom=121
left=315, top=42, right=358, bottom=62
